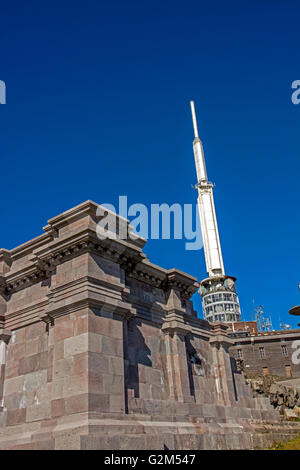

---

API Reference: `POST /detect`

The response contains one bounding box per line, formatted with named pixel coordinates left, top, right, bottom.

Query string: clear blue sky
left=1, top=0, right=299, bottom=329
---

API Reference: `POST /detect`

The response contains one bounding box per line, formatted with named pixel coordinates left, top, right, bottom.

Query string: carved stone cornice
left=0, top=201, right=201, bottom=332
left=209, top=322, right=234, bottom=348
left=162, top=310, right=192, bottom=337
left=129, top=265, right=166, bottom=289
left=40, top=297, right=136, bottom=324
left=4, top=300, right=48, bottom=330
left=39, top=274, right=136, bottom=324
left=0, top=328, right=12, bottom=343
left=165, top=269, right=199, bottom=299
left=128, top=265, right=199, bottom=299
left=2, top=229, right=147, bottom=295
left=1, top=215, right=199, bottom=301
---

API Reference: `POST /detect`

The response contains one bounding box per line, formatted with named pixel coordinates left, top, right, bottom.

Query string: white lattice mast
left=190, top=101, right=241, bottom=323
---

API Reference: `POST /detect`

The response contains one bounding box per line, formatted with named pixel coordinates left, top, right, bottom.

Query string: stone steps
left=251, top=421, right=300, bottom=449
left=1, top=417, right=297, bottom=450
left=80, top=431, right=253, bottom=450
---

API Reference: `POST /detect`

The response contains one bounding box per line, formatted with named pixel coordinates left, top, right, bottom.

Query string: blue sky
left=1, top=0, right=299, bottom=329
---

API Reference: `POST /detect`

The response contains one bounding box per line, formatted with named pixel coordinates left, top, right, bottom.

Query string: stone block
left=88, top=332, right=102, bottom=353
left=51, top=378, right=64, bottom=400
left=38, top=335, right=48, bottom=353
left=3, top=375, right=24, bottom=396
left=25, top=339, right=39, bottom=357
left=26, top=402, right=51, bottom=422
left=102, top=374, right=123, bottom=394
left=54, top=340, right=64, bottom=361
left=53, top=357, right=74, bottom=379
left=64, top=333, right=88, bottom=357
left=89, top=393, right=110, bottom=412
left=101, top=336, right=123, bottom=357
left=88, top=351, right=109, bottom=374
left=4, top=391, right=25, bottom=409
left=54, top=432, right=81, bottom=450
left=65, top=393, right=88, bottom=414
left=73, top=353, right=88, bottom=376
left=119, top=434, right=146, bottom=450
left=25, top=322, right=45, bottom=341
left=37, top=439, right=55, bottom=450
left=88, top=370, right=103, bottom=394
left=11, top=329, right=25, bottom=345
left=11, top=343, right=26, bottom=360
left=24, top=370, right=48, bottom=392
left=19, top=351, right=48, bottom=375
left=6, top=408, right=26, bottom=426
left=74, top=314, right=88, bottom=336
left=109, top=356, right=124, bottom=375
left=63, top=374, right=88, bottom=397
left=202, top=404, right=217, bottom=418
left=36, top=383, right=52, bottom=403
left=80, top=435, right=111, bottom=450
left=109, top=393, right=125, bottom=413
left=54, top=319, right=74, bottom=342
left=19, top=354, right=40, bottom=375
left=10, top=441, right=38, bottom=450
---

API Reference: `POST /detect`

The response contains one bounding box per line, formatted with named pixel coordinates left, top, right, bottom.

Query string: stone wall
left=0, top=201, right=298, bottom=450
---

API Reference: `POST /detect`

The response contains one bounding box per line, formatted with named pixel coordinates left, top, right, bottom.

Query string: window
left=281, top=345, right=288, bottom=357
left=259, top=346, right=265, bottom=358
left=212, top=293, right=223, bottom=302
left=215, top=304, right=226, bottom=314
left=237, top=349, right=243, bottom=360
left=263, top=367, right=269, bottom=375
left=225, top=303, right=234, bottom=312
left=285, top=365, right=291, bottom=378
left=224, top=293, right=232, bottom=301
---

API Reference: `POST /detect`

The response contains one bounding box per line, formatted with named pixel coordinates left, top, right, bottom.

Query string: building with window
left=259, top=346, right=265, bottom=358
left=230, top=328, right=300, bottom=378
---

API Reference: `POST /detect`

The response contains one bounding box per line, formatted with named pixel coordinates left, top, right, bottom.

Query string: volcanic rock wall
left=0, top=201, right=294, bottom=450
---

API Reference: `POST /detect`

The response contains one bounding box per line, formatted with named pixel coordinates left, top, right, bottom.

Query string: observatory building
left=190, top=102, right=241, bottom=323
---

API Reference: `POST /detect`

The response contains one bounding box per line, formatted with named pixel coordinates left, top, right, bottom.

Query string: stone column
left=0, top=329, right=11, bottom=410
left=162, top=287, right=193, bottom=403
left=209, top=322, right=236, bottom=405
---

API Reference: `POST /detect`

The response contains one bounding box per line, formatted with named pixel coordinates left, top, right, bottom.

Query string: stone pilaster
left=0, top=250, right=10, bottom=326
left=162, top=286, right=193, bottom=403
left=209, top=322, right=236, bottom=405
left=0, top=329, right=11, bottom=410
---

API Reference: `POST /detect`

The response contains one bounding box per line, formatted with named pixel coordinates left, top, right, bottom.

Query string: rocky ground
left=245, top=372, right=300, bottom=421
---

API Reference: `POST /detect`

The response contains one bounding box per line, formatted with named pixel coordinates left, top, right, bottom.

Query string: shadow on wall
left=185, top=335, right=204, bottom=397
left=125, top=318, right=152, bottom=404
left=230, top=356, right=239, bottom=401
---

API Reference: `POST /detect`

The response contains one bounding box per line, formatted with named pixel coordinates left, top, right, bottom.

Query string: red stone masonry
left=0, top=201, right=295, bottom=450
